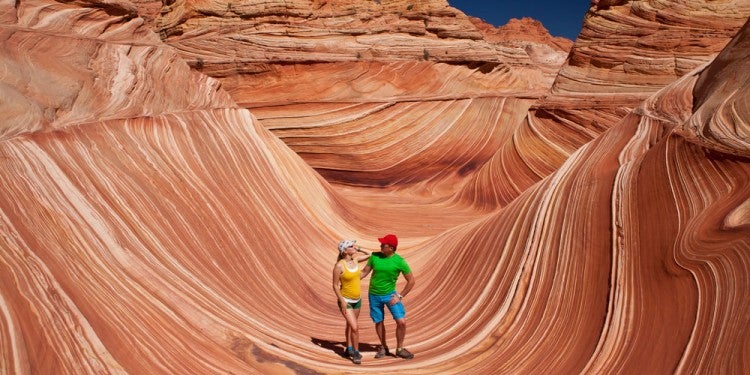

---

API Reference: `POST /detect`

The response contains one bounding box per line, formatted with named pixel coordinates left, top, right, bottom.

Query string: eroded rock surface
left=1, top=0, right=749, bottom=374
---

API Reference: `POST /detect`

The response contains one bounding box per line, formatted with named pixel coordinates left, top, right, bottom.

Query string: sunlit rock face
left=1, top=0, right=750, bottom=374
left=560, top=0, right=750, bottom=94
left=0, top=1, right=235, bottom=142
left=1, top=1, right=343, bottom=374
left=458, top=0, right=750, bottom=209
left=155, top=0, right=571, bottom=193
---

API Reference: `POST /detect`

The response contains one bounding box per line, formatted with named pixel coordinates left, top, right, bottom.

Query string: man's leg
left=375, top=321, right=387, bottom=348
left=389, top=301, right=413, bottom=359
left=395, top=318, right=406, bottom=349
left=370, top=294, right=389, bottom=358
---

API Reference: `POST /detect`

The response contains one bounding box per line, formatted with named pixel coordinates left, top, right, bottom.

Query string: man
left=361, top=234, right=416, bottom=359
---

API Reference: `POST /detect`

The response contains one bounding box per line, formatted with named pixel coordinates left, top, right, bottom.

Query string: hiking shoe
left=374, top=347, right=390, bottom=358
left=396, top=348, right=414, bottom=359
left=351, top=350, right=362, bottom=365
left=344, top=348, right=354, bottom=358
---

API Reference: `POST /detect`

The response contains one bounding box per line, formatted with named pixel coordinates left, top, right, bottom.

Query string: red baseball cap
left=378, top=234, right=398, bottom=247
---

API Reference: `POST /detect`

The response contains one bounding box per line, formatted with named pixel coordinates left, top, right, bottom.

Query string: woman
left=332, top=239, right=371, bottom=364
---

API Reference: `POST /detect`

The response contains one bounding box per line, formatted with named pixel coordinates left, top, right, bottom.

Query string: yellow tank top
left=339, top=259, right=361, bottom=300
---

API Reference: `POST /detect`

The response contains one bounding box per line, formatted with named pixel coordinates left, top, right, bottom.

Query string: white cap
left=338, top=239, right=356, bottom=253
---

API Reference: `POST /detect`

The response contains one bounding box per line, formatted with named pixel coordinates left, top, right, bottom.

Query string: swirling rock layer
left=1, top=0, right=750, bottom=374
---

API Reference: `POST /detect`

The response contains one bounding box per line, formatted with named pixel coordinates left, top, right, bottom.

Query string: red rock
left=1, top=0, right=749, bottom=373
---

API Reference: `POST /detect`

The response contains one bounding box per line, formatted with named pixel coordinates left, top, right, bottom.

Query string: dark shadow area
left=310, top=337, right=384, bottom=358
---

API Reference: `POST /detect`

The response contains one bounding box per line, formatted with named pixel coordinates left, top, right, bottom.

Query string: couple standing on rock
left=332, top=234, right=416, bottom=364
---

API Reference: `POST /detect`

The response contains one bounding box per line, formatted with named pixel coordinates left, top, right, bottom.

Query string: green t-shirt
left=367, top=252, right=411, bottom=295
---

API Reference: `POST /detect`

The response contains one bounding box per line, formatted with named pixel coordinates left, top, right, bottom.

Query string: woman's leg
left=344, top=308, right=359, bottom=351
left=351, top=308, right=361, bottom=350
left=345, top=321, right=352, bottom=349
left=339, top=300, right=353, bottom=350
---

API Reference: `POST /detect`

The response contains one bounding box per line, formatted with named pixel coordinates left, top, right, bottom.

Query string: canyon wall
left=1, top=0, right=749, bottom=373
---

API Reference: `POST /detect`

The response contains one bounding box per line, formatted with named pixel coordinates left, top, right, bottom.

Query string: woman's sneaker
left=375, top=346, right=390, bottom=358
left=351, top=350, right=362, bottom=364
left=396, top=348, right=414, bottom=359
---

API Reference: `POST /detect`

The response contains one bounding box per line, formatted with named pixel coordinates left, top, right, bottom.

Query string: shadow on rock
left=310, top=337, right=382, bottom=358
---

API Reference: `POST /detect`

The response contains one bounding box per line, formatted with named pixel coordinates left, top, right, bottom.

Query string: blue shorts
left=369, top=292, right=405, bottom=323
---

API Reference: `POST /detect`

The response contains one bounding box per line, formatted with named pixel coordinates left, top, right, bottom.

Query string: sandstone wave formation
left=1, top=0, right=750, bottom=374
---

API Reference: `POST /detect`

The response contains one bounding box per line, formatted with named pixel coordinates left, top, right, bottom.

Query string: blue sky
left=447, top=1, right=591, bottom=40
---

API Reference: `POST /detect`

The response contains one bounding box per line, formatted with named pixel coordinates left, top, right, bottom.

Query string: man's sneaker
left=374, top=346, right=390, bottom=358
left=351, top=350, right=362, bottom=365
left=396, top=348, right=414, bottom=359
left=344, top=347, right=354, bottom=358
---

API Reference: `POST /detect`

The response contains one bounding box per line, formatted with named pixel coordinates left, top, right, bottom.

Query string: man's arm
left=400, top=272, right=415, bottom=298
left=389, top=271, right=415, bottom=306
left=360, top=264, right=372, bottom=279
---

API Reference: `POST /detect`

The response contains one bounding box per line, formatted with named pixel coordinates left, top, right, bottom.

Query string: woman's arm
left=332, top=262, right=346, bottom=313
left=356, top=246, right=372, bottom=262
left=332, top=262, right=343, bottom=297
